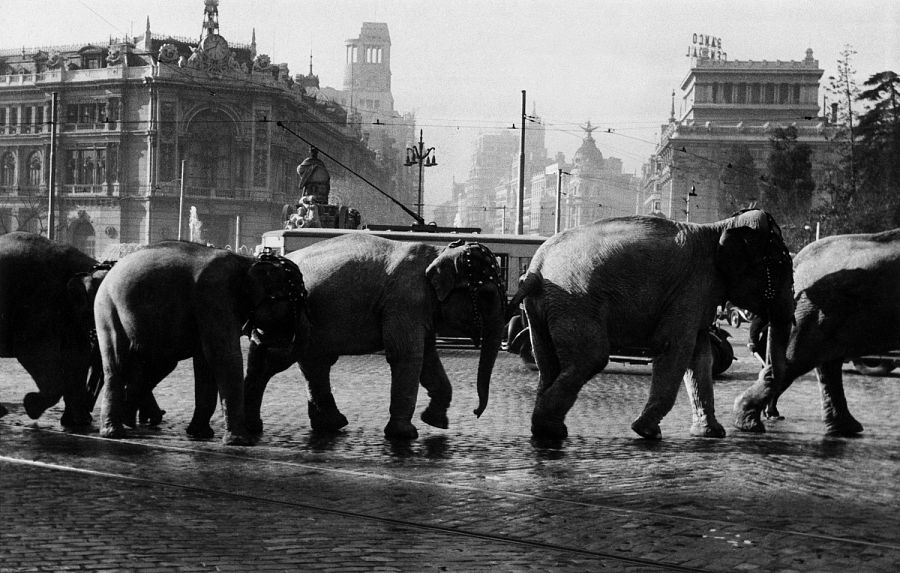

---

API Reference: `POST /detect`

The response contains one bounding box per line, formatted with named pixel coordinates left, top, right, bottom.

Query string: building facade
left=641, top=47, right=838, bottom=223
left=0, top=1, right=410, bottom=256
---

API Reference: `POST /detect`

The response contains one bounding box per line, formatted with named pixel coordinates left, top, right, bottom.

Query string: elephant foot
left=630, top=417, right=662, bottom=440
left=99, top=424, right=127, bottom=439
left=60, top=409, right=93, bottom=429
left=421, top=406, right=449, bottom=429
left=23, top=392, right=51, bottom=420
left=139, top=408, right=166, bottom=427
left=308, top=402, right=349, bottom=432
left=763, top=405, right=784, bottom=421
left=0, top=403, right=7, bottom=417
left=531, top=416, right=568, bottom=440
left=690, top=417, right=726, bottom=438
left=384, top=418, right=418, bottom=440
left=222, top=431, right=253, bottom=446
left=732, top=409, right=766, bottom=433
left=824, top=415, right=863, bottom=436
left=246, top=418, right=264, bottom=436
left=186, top=421, right=215, bottom=440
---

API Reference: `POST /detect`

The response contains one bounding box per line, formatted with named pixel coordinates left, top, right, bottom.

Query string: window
left=65, top=148, right=107, bottom=187
left=1, top=152, right=15, bottom=186
left=34, top=107, right=43, bottom=133
left=751, top=84, right=761, bottom=104
left=735, top=83, right=746, bottom=104
left=765, top=84, right=775, bottom=104
left=722, top=83, right=733, bottom=103
left=779, top=83, right=789, bottom=104
left=27, top=152, right=41, bottom=186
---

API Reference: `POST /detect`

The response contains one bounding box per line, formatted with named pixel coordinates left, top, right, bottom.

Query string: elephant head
left=244, top=248, right=308, bottom=349
left=717, top=209, right=795, bottom=384
left=426, top=240, right=506, bottom=417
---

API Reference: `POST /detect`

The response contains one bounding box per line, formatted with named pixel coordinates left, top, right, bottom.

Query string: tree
left=815, top=67, right=900, bottom=234
left=718, top=145, right=760, bottom=217
left=762, top=126, right=815, bottom=251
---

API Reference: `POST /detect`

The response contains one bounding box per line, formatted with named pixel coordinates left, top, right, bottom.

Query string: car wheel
left=851, top=358, right=896, bottom=376
left=728, top=310, right=741, bottom=328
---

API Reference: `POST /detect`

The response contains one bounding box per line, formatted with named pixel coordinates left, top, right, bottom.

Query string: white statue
left=189, top=206, right=203, bottom=243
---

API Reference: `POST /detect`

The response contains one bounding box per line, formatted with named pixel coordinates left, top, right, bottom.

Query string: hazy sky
left=4, top=0, right=898, bottom=216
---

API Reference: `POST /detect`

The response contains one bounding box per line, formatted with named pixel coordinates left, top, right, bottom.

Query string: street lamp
left=405, top=129, right=437, bottom=220
left=684, top=185, right=698, bottom=222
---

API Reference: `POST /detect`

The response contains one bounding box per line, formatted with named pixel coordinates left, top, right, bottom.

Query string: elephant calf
left=511, top=209, right=794, bottom=440
left=94, top=242, right=307, bottom=445
left=734, top=228, right=900, bottom=435
left=244, top=233, right=506, bottom=440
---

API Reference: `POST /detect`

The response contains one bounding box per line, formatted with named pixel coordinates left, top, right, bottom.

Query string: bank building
left=0, top=1, right=415, bottom=256
left=641, top=39, right=839, bottom=223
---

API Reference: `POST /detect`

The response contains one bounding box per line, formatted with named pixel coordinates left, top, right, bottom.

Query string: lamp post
left=404, top=129, right=436, bottom=220
left=684, top=185, right=698, bottom=222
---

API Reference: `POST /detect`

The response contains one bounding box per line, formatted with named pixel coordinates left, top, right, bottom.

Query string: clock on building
left=202, top=34, right=230, bottom=61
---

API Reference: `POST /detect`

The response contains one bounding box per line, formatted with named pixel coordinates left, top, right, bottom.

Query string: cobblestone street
left=2, top=326, right=899, bottom=572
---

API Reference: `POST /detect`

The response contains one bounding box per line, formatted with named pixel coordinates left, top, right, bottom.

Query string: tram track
left=4, top=422, right=899, bottom=566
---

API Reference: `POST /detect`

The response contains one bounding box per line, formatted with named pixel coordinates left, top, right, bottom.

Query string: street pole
left=516, top=90, right=526, bottom=235
left=177, top=160, right=186, bottom=240
left=47, top=92, right=57, bottom=240
left=405, top=129, right=436, bottom=221
left=685, top=185, right=697, bottom=223
left=555, top=168, right=568, bottom=234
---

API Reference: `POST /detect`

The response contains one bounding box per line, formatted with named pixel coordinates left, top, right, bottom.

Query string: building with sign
left=0, top=1, right=411, bottom=256
left=641, top=46, right=838, bottom=223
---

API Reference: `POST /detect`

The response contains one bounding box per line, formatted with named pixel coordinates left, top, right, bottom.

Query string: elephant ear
left=716, top=226, right=762, bottom=281
left=425, top=251, right=459, bottom=302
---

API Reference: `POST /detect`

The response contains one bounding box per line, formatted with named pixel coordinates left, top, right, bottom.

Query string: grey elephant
left=243, top=233, right=506, bottom=440
left=510, top=209, right=794, bottom=440
left=0, top=232, right=102, bottom=426
left=733, top=228, right=900, bottom=435
left=94, top=242, right=307, bottom=445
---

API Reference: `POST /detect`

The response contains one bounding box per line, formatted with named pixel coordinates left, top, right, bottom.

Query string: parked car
left=504, top=311, right=735, bottom=377
left=718, top=302, right=756, bottom=327
left=850, top=352, right=900, bottom=376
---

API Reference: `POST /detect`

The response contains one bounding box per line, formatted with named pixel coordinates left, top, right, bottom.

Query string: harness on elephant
left=448, top=240, right=505, bottom=347
left=759, top=213, right=793, bottom=302
left=246, top=247, right=307, bottom=347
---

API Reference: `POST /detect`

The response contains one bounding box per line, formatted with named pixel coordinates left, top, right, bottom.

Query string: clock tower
left=201, top=0, right=221, bottom=38
left=187, top=0, right=233, bottom=72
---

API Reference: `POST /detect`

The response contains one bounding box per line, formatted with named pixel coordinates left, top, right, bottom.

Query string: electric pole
left=404, top=129, right=436, bottom=220
left=555, top=168, right=569, bottom=234
left=516, top=90, right=526, bottom=235
left=47, top=92, right=58, bottom=240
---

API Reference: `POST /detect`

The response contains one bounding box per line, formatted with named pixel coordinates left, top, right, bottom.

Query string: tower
left=342, top=23, right=394, bottom=118
left=201, top=0, right=220, bottom=38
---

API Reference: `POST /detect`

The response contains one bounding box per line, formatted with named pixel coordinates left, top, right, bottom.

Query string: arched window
left=0, top=152, right=15, bottom=186
left=70, top=217, right=95, bottom=257
left=27, top=152, right=42, bottom=186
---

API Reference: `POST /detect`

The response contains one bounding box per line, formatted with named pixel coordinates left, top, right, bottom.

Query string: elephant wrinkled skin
left=510, top=210, right=794, bottom=440
left=244, top=233, right=506, bottom=440
left=0, top=232, right=99, bottom=426
left=94, top=241, right=307, bottom=445
left=733, top=228, right=900, bottom=435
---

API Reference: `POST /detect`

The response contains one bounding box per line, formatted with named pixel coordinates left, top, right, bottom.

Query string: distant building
left=436, top=113, right=640, bottom=234
left=315, top=22, right=417, bottom=215
left=0, top=1, right=409, bottom=255
left=642, top=47, right=838, bottom=223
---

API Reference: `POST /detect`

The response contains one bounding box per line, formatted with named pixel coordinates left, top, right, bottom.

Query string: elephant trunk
left=473, top=305, right=503, bottom=418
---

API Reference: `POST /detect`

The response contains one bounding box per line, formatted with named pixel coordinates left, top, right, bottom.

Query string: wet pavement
left=1, top=325, right=899, bottom=572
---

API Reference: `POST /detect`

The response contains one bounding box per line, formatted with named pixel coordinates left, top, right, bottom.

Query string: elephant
left=733, top=228, right=900, bottom=435
left=509, top=209, right=794, bottom=440
left=0, top=232, right=101, bottom=426
left=243, top=233, right=506, bottom=440
left=94, top=241, right=308, bottom=445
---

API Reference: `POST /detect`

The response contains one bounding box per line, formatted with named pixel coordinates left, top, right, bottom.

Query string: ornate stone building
left=0, top=1, right=408, bottom=256
left=641, top=48, right=838, bottom=223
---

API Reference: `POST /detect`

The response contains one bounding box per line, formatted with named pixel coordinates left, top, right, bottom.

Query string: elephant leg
left=419, top=342, right=452, bottom=430
left=186, top=353, right=220, bottom=441
left=299, top=357, right=348, bottom=432
left=0, top=402, right=7, bottom=418
left=681, top=332, right=725, bottom=438
left=123, top=359, right=174, bottom=428
left=19, top=348, right=93, bottom=428
left=816, top=359, right=863, bottom=436
left=524, top=298, right=560, bottom=398
left=244, top=342, right=297, bottom=436
left=137, top=392, right=166, bottom=427
left=382, top=347, right=425, bottom=440
left=633, top=344, right=693, bottom=440
left=531, top=319, right=608, bottom=440
left=17, top=352, right=64, bottom=420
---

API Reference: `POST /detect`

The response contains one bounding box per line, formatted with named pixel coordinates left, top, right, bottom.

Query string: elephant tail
left=506, top=272, right=542, bottom=321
